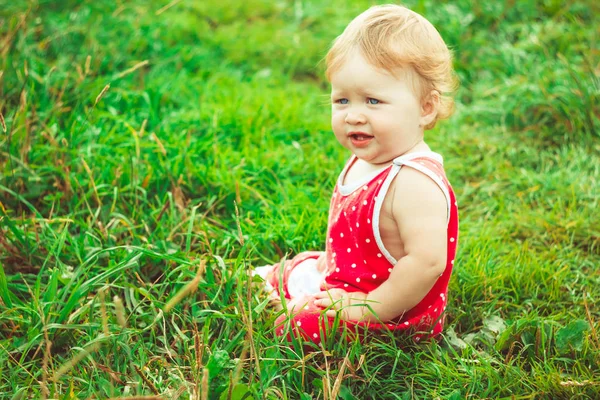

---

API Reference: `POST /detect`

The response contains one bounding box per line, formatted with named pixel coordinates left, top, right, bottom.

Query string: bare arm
left=363, top=167, right=447, bottom=321
left=315, top=167, right=447, bottom=322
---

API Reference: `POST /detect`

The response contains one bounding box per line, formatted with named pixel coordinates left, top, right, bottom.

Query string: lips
left=348, top=132, right=373, bottom=147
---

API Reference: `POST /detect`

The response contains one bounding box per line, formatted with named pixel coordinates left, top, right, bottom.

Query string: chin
left=353, top=151, right=379, bottom=163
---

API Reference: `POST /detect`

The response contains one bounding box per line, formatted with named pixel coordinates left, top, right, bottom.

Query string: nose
left=345, top=111, right=366, bottom=125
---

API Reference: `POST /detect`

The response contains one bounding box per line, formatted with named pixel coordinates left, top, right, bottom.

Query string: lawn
left=0, top=0, right=599, bottom=398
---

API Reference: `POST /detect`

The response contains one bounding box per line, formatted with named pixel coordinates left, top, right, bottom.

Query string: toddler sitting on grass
left=255, top=4, right=459, bottom=345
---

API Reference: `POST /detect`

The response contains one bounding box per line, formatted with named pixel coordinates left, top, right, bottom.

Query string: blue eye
left=367, top=98, right=380, bottom=105
left=336, top=98, right=349, bottom=104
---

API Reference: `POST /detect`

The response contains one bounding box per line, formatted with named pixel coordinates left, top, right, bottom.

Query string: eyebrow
left=331, top=88, right=385, bottom=99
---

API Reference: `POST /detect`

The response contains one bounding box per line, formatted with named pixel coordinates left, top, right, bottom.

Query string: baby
left=255, top=4, right=459, bottom=345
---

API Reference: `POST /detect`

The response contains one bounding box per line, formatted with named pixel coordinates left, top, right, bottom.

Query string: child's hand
left=313, top=289, right=368, bottom=321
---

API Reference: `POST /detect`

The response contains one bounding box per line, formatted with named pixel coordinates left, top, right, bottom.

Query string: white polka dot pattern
left=304, top=154, right=459, bottom=341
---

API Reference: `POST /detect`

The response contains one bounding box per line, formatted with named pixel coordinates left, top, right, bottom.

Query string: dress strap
left=392, top=151, right=443, bottom=165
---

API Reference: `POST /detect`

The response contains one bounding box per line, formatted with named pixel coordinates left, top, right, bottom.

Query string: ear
left=419, top=90, right=440, bottom=128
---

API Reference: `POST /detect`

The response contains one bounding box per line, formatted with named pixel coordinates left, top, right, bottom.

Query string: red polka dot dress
left=268, top=151, right=459, bottom=345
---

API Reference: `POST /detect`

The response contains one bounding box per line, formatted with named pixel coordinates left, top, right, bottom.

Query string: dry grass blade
left=156, top=0, right=184, bottom=15
left=201, top=367, right=209, bottom=400
left=194, top=326, right=203, bottom=370
left=193, top=325, right=204, bottom=400
left=94, top=84, right=110, bottom=107
left=97, top=363, right=126, bottom=385
left=234, top=201, right=244, bottom=245
left=331, top=352, right=350, bottom=398
left=559, top=380, right=597, bottom=387
left=322, top=342, right=332, bottom=400
left=81, top=157, right=101, bottom=207
left=172, top=386, right=187, bottom=400
left=0, top=110, right=6, bottom=132
left=232, top=341, right=249, bottom=388
left=84, top=55, right=91, bottom=75
left=236, top=294, right=261, bottom=384
left=322, top=375, right=330, bottom=400
left=40, top=324, right=52, bottom=399
left=140, top=118, right=147, bottom=137
left=0, top=12, right=28, bottom=58
left=50, top=342, right=102, bottom=382
left=115, top=60, right=149, bottom=79
left=113, top=295, right=127, bottom=328
left=163, top=260, right=206, bottom=312
left=151, top=132, right=167, bottom=156
left=99, top=288, right=110, bottom=337
left=583, top=292, right=599, bottom=350
left=263, top=387, right=285, bottom=399
left=134, top=365, right=160, bottom=395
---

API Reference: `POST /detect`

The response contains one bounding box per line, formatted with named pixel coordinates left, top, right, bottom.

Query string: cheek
left=399, top=99, right=421, bottom=120
left=331, top=112, right=345, bottom=132
left=378, top=108, right=417, bottom=130
left=372, top=113, right=398, bottom=132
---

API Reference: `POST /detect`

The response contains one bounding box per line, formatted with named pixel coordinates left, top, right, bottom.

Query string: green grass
left=1, top=0, right=599, bottom=398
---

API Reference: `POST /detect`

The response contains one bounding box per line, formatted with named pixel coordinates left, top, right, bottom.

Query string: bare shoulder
left=389, top=165, right=447, bottom=264
left=391, top=166, right=447, bottom=211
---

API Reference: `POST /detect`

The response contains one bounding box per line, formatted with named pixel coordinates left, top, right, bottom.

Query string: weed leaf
left=555, top=319, right=589, bottom=354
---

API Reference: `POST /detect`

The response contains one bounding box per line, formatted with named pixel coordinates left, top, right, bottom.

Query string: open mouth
left=349, top=133, right=373, bottom=141
left=348, top=133, right=374, bottom=147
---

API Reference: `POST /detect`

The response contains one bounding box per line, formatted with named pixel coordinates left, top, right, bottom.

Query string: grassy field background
left=1, top=0, right=599, bottom=398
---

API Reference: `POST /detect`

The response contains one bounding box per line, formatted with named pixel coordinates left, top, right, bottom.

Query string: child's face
left=330, top=51, right=425, bottom=165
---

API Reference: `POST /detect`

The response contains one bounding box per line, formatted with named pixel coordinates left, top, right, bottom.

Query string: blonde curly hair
left=326, top=4, right=458, bottom=129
